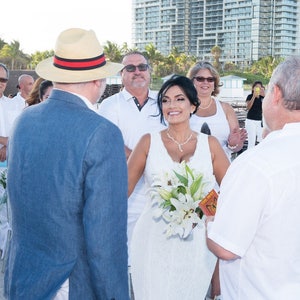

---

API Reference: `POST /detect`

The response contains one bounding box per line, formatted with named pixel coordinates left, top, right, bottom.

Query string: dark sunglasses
left=122, top=63, right=149, bottom=72
left=0, top=78, right=8, bottom=83
left=193, top=76, right=215, bottom=83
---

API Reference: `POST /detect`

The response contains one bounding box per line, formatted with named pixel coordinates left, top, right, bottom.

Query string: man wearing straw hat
left=5, top=28, right=129, bottom=299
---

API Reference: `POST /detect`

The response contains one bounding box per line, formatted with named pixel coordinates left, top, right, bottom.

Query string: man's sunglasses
left=122, top=63, right=149, bottom=72
left=0, top=78, right=8, bottom=83
left=193, top=76, right=215, bottom=83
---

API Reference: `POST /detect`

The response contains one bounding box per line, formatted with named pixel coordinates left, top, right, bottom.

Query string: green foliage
left=0, top=169, right=7, bottom=206
left=222, top=71, right=269, bottom=86
left=0, top=169, right=7, bottom=190
left=0, top=36, right=284, bottom=84
left=30, top=50, right=54, bottom=69
left=0, top=38, right=6, bottom=51
left=250, top=56, right=284, bottom=78
left=150, top=77, right=163, bottom=91
left=211, top=45, right=222, bottom=71
left=104, top=41, right=123, bottom=63
left=223, top=62, right=236, bottom=72
left=0, top=40, right=29, bottom=69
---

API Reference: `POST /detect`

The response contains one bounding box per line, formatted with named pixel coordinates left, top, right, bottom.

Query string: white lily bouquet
left=0, top=169, right=7, bottom=205
left=150, top=161, right=216, bottom=239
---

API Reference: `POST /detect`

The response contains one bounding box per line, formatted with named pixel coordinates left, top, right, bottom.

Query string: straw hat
left=36, top=28, right=123, bottom=83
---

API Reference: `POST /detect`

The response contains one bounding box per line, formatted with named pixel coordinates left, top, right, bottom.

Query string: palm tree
left=168, top=47, right=181, bottom=74
left=30, top=50, right=55, bottom=69
left=103, top=41, right=122, bottom=62
left=250, top=56, right=284, bottom=78
left=177, top=53, right=197, bottom=75
left=144, top=43, right=163, bottom=74
left=211, top=45, right=222, bottom=71
left=0, top=40, right=29, bottom=69
left=120, top=42, right=138, bottom=55
left=0, top=38, right=6, bottom=51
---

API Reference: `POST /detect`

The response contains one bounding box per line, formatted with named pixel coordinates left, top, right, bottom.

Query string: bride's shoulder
left=137, top=133, right=151, bottom=147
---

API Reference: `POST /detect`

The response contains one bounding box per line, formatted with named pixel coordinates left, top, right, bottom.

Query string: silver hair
left=269, top=55, right=300, bottom=110
left=186, top=61, right=222, bottom=96
left=122, top=51, right=150, bottom=65
left=18, top=74, right=33, bottom=85
left=121, top=51, right=152, bottom=72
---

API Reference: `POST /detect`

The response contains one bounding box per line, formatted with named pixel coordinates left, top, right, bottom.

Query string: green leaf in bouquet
left=171, top=188, right=179, bottom=198
left=195, top=206, right=204, bottom=219
left=185, top=164, right=195, bottom=180
left=158, top=188, right=172, bottom=200
left=190, top=175, right=203, bottom=198
left=0, top=170, right=7, bottom=190
left=173, top=170, right=188, bottom=186
left=161, top=199, right=176, bottom=211
left=162, top=199, right=172, bottom=208
left=177, top=185, right=187, bottom=195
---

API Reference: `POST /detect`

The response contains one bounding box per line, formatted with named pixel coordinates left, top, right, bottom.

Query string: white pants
left=53, top=279, right=69, bottom=300
left=245, top=118, right=263, bottom=149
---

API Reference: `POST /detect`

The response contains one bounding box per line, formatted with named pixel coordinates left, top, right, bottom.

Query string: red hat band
left=53, top=53, right=106, bottom=71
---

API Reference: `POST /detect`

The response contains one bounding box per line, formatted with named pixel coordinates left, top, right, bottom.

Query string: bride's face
left=162, top=85, right=196, bottom=124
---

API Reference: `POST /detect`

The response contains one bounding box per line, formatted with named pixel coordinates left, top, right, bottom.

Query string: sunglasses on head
left=122, top=63, right=149, bottom=72
left=193, top=76, right=215, bottom=83
left=0, top=78, right=8, bottom=83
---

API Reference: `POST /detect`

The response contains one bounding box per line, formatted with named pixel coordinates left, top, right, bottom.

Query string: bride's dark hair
left=157, top=74, right=200, bottom=124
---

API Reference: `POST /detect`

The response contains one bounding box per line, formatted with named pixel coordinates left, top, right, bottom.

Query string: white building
left=219, top=75, right=246, bottom=102
left=132, top=0, right=300, bottom=65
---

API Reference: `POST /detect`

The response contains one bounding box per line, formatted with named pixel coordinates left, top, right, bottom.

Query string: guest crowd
left=0, top=27, right=300, bottom=300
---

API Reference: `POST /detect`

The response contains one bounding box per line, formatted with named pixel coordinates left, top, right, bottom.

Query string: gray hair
left=121, top=51, right=152, bottom=73
left=269, top=55, right=300, bottom=110
left=122, top=51, right=150, bottom=65
left=0, top=63, right=9, bottom=78
left=186, top=61, right=222, bottom=96
left=18, top=74, right=34, bottom=85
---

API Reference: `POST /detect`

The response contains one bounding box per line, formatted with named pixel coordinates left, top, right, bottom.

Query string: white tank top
left=190, top=98, right=231, bottom=158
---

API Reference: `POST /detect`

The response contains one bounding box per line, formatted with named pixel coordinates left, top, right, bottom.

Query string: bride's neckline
left=159, top=131, right=198, bottom=164
left=166, top=129, right=194, bottom=153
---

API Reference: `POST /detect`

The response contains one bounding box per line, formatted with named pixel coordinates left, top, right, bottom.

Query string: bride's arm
left=127, top=133, right=151, bottom=197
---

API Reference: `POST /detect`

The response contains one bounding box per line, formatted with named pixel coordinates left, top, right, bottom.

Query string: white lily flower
left=151, top=161, right=216, bottom=239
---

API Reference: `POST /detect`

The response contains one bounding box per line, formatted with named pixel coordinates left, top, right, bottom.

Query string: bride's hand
left=205, top=216, right=214, bottom=227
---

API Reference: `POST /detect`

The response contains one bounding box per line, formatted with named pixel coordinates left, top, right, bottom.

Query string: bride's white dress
left=130, top=132, right=218, bottom=300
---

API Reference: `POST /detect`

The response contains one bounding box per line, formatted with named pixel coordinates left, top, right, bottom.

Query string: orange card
left=199, top=189, right=218, bottom=216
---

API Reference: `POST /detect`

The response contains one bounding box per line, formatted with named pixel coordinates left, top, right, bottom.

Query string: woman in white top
left=187, top=61, right=247, bottom=160
left=128, top=75, right=229, bottom=300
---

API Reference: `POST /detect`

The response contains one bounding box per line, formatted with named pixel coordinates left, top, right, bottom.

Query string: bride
left=128, top=75, right=230, bottom=300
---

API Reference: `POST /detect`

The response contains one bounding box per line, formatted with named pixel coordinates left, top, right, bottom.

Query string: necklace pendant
left=166, top=130, right=193, bottom=153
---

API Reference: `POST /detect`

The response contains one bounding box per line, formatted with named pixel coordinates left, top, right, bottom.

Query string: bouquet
left=0, top=169, right=7, bottom=190
left=150, top=161, right=216, bottom=239
left=0, top=169, right=7, bottom=205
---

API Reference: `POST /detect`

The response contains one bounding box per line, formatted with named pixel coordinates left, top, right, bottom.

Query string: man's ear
left=272, top=84, right=283, bottom=106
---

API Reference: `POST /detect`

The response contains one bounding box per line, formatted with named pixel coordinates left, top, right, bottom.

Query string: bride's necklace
left=199, top=97, right=213, bottom=109
left=166, top=130, right=193, bottom=152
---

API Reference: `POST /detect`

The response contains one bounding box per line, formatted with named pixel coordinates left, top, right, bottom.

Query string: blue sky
left=2, top=0, right=132, bottom=54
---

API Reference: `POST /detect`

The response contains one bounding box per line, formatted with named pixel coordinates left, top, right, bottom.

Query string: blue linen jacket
left=4, top=89, right=129, bottom=299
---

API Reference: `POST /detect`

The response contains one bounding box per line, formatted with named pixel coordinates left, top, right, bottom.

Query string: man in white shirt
left=0, top=64, right=25, bottom=163
left=206, top=55, right=300, bottom=299
left=12, top=74, right=34, bottom=106
left=0, top=63, right=11, bottom=262
left=98, top=51, right=165, bottom=266
left=0, top=63, right=10, bottom=162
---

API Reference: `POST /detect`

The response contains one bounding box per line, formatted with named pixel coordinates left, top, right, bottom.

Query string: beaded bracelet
left=227, top=142, right=238, bottom=151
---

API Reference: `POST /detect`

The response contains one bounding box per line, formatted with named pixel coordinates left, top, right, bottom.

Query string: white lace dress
left=130, top=132, right=218, bottom=300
